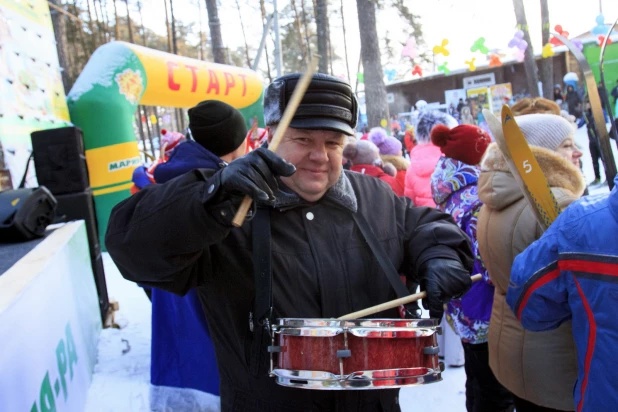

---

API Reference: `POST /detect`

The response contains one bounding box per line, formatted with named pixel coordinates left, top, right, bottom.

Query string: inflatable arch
left=67, top=41, right=264, bottom=248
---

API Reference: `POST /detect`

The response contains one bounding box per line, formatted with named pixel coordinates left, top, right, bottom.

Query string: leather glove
left=420, top=258, right=472, bottom=319
left=220, top=147, right=296, bottom=204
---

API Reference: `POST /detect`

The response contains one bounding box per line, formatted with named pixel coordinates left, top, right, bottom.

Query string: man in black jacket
left=106, top=73, right=474, bottom=411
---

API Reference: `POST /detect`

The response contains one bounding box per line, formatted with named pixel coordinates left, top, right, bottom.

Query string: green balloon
left=357, top=73, right=364, bottom=83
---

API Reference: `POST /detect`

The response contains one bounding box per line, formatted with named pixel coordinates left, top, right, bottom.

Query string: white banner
left=0, top=222, right=101, bottom=412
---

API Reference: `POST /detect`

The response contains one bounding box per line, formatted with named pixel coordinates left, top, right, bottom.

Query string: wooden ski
left=483, top=107, right=561, bottom=230
left=553, top=32, right=616, bottom=189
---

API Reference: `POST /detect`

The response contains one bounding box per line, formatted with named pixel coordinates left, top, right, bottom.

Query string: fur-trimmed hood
left=380, top=154, right=409, bottom=171
left=478, top=143, right=586, bottom=211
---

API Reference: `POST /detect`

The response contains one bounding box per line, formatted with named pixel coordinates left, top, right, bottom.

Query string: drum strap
left=352, top=212, right=412, bottom=302
left=249, top=207, right=272, bottom=377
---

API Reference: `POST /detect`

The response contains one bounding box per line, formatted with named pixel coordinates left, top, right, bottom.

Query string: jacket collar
left=274, top=169, right=358, bottom=213
left=431, top=156, right=480, bottom=205
left=479, top=143, right=586, bottom=210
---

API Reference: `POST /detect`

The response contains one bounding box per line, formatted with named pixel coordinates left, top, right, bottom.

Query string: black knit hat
left=188, top=100, right=248, bottom=157
left=264, top=73, right=358, bottom=136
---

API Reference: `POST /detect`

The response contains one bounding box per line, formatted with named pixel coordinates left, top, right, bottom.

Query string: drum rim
left=273, top=318, right=440, bottom=328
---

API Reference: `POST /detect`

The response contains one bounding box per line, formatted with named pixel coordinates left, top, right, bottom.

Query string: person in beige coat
left=478, top=113, right=585, bottom=412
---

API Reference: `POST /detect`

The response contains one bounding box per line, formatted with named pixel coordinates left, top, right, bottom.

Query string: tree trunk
left=540, top=0, right=553, bottom=99
left=85, top=0, right=98, bottom=50
left=340, top=0, right=351, bottom=82
left=197, top=0, right=205, bottom=59
left=315, top=0, right=329, bottom=73
left=512, top=0, right=539, bottom=97
left=169, top=0, right=178, bottom=54
left=205, top=0, right=227, bottom=64
left=49, top=0, right=71, bottom=93
left=137, top=0, right=147, bottom=46
left=124, top=0, right=134, bottom=43
left=300, top=0, right=312, bottom=57
left=259, top=0, right=272, bottom=82
left=356, top=0, right=389, bottom=127
left=112, top=0, right=120, bottom=39
left=235, top=0, right=252, bottom=67
left=291, top=0, right=308, bottom=65
left=163, top=0, right=173, bottom=52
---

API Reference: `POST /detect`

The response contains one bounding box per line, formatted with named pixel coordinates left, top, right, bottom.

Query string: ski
left=484, top=107, right=561, bottom=230
left=554, top=32, right=616, bottom=189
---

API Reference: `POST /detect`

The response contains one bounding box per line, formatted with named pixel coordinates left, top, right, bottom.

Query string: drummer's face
left=269, top=127, right=346, bottom=202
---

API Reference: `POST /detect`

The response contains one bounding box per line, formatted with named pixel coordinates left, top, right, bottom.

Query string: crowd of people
left=110, top=73, right=617, bottom=412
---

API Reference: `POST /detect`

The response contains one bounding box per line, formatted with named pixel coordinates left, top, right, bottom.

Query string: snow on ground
left=85, top=124, right=616, bottom=411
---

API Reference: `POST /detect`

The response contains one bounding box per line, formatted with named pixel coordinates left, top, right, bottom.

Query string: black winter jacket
left=105, top=168, right=473, bottom=411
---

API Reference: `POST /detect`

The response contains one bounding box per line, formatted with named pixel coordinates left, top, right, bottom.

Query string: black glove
left=420, top=258, right=472, bottom=319
left=220, top=147, right=296, bottom=204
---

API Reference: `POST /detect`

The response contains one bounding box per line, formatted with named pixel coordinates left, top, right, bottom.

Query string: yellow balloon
left=380, top=119, right=388, bottom=128
left=150, top=114, right=158, bottom=124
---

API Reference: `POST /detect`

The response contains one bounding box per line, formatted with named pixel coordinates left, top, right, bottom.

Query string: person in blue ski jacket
left=148, top=100, right=248, bottom=410
left=507, top=174, right=618, bottom=412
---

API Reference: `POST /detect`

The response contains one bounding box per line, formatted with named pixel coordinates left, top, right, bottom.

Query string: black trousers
left=513, top=395, right=573, bottom=412
left=589, top=136, right=602, bottom=180
left=462, top=342, right=514, bottom=412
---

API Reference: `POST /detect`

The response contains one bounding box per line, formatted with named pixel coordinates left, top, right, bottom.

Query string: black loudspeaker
left=0, top=187, right=57, bottom=242
left=91, top=252, right=110, bottom=323
left=31, top=127, right=90, bottom=195
left=55, top=189, right=100, bottom=258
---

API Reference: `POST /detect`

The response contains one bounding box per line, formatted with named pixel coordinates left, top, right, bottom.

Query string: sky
left=133, top=0, right=618, bottom=84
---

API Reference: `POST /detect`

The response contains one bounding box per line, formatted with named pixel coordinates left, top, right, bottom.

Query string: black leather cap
left=264, top=73, right=358, bottom=136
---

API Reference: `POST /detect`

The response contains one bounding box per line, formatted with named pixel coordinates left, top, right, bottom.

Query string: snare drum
left=268, top=318, right=442, bottom=390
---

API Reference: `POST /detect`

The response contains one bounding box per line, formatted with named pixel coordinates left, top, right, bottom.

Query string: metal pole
left=273, top=0, right=283, bottom=76
left=252, top=13, right=274, bottom=71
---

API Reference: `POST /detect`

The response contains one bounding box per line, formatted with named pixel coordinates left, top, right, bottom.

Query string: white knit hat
left=515, top=114, right=574, bottom=151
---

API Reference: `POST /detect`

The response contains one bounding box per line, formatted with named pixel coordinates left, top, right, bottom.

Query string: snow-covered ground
left=85, top=124, right=616, bottom=412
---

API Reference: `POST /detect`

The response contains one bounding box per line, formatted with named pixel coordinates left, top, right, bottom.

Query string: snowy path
left=85, top=125, right=615, bottom=411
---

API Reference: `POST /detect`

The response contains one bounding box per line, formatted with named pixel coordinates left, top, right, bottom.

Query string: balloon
left=401, top=37, right=418, bottom=59
left=592, top=14, right=610, bottom=36
left=357, top=72, right=364, bottom=83
left=550, top=24, right=569, bottom=46
left=542, top=43, right=555, bottom=58
left=470, top=37, right=489, bottom=54
left=433, top=39, right=450, bottom=57
left=598, top=35, right=613, bottom=46
left=508, top=30, right=528, bottom=52
left=380, top=119, right=388, bottom=128
left=514, top=48, right=525, bottom=62
left=572, top=39, right=584, bottom=51
left=465, top=57, right=476, bottom=71
left=489, top=54, right=502, bottom=67
left=150, top=114, right=157, bottom=124
left=437, top=62, right=450, bottom=74
left=411, top=65, right=423, bottom=77
left=384, top=68, right=397, bottom=82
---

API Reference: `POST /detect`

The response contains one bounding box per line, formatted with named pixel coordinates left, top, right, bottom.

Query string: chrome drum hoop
left=272, top=318, right=440, bottom=338
left=271, top=367, right=442, bottom=390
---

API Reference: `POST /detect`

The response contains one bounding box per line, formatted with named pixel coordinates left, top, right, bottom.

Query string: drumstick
left=232, top=55, right=320, bottom=227
left=337, top=274, right=483, bottom=320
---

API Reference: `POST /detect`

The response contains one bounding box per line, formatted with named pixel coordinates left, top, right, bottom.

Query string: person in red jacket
left=368, top=127, right=409, bottom=190
left=343, top=139, right=404, bottom=196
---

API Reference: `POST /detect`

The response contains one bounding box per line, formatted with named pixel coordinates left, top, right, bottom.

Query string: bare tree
left=124, top=0, right=134, bottom=43
left=513, top=0, right=539, bottom=97
left=300, top=0, right=312, bottom=57
left=315, top=0, right=329, bottom=73
left=259, top=0, right=272, bottom=82
left=356, top=0, right=389, bottom=127
left=540, top=0, right=553, bottom=99
left=169, top=0, right=178, bottom=54
left=163, top=0, right=173, bottom=52
left=137, top=0, right=147, bottom=46
left=235, top=0, right=252, bottom=67
left=112, top=0, right=120, bottom=39
left=291, top=0, right=308, bottom=65
left=340, top=0, right=351, bottom=82
left=197, top=0, right=206, bottom=59
left=49, top=0, right=71, bottom=93
left=205, top=0, right=227, bottom=64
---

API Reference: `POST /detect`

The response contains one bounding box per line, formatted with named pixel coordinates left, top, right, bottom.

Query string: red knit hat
left=430, top=124, right=491, bottom=165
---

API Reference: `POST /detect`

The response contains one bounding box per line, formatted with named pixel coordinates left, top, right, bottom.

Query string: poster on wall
left=444, top=89, right=467, bottom=109
left=466, top=86, right=492, bottom=121
left=490, top=83, right=513, bottom=113
left=0, top=0, right=71, bottom=187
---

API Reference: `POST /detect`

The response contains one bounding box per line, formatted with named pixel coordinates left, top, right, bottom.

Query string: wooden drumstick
left=231, top=55, right=320, bottom=227
left=337, top=274, right=483, bottom=320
